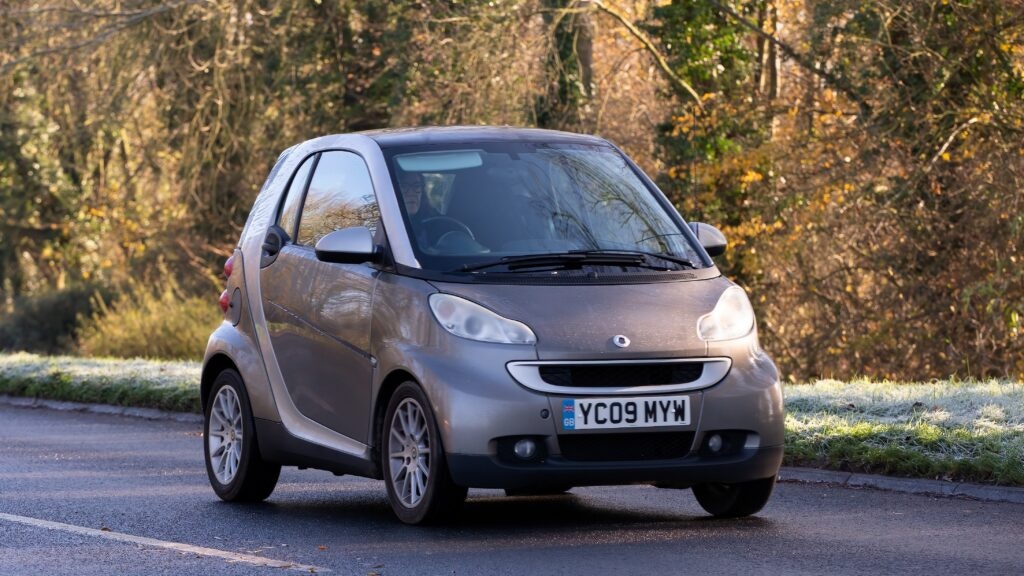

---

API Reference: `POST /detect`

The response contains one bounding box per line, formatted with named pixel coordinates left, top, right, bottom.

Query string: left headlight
left=698, top=286, right=756, bottom=341
left=429, top=293, right=537, bottom=345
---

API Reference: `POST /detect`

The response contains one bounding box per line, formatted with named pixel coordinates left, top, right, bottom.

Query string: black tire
left=503, top=486, right=573, bottom=497
left=203, top=369, right=281, bottom=502
left=382, top=382, right=467, bottom=525
left=692, top=476, right=776, bottom=518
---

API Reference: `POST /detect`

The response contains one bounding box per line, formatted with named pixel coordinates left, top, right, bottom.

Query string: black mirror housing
left=689, top=222, right=728, bottom=257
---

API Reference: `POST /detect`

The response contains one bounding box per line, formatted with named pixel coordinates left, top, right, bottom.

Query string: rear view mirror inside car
left=395, top=150, right=483, bottom=171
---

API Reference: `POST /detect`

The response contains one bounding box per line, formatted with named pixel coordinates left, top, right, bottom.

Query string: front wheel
left=204, top=369, right=281, bottom=502
left=692, top=476, right=776, bottom=518
left=382, top=382, right=467, bottom=524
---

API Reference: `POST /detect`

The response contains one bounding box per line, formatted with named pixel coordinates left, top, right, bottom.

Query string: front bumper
left=398, top=331, right=784, bottom=489
left=447, top=445, right=784, bottom=489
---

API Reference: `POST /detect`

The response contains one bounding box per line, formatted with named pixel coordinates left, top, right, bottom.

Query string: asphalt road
left=1, top=405, right=1022, bottom=576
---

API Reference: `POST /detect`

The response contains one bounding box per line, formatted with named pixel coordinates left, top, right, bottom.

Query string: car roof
left=358, top=126, right=609, bottom=148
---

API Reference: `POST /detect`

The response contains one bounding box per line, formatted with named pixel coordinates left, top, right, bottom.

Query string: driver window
left=296, top=151, right=379, bottom=247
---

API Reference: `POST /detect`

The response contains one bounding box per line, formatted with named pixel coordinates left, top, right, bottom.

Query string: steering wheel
left=421, top=216, right=475, bottom=243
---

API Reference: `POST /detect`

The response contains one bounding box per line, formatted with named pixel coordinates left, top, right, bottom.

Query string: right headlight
left=698, top=286, right=756, bottom=341
left=429, top=293, right=537, bottom=345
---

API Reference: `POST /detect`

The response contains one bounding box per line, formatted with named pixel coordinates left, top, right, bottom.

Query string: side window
left=278, top=154, right=317, bottom=241
left=296, top=151, right=380, bottom=246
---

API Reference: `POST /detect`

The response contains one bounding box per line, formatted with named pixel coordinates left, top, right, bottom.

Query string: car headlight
left=429, top=293, right=537, bottom=344
left=698, top=286, right=756, bottom=341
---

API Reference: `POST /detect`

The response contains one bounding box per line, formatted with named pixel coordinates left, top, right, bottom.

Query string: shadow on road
left=203, top=483, right=775, bottom=539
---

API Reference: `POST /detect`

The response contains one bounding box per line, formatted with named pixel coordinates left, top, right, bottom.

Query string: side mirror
left=314, top=227, right=381, bottom=264
left=689, top=222, right=727, bottom=257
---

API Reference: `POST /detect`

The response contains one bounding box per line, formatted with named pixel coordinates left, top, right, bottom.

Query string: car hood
left=429, top=276, right=732, bottom=360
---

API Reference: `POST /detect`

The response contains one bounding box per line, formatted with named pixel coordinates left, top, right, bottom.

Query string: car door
left=259, top=150, right=380, bottom=443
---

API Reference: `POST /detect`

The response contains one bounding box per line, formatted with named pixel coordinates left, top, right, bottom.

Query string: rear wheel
left=382, top=382, right=467, bottom=524
left=692, top=476, right=776, bottom=518
left=204, top=369, right=280, bottom=502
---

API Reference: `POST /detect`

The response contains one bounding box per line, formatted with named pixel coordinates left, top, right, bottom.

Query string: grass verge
left=0, top=352, right=200, bottom=413
left=784, top=379, right=1024, bottom=486
left=2, top=353, right=1022, bottom=486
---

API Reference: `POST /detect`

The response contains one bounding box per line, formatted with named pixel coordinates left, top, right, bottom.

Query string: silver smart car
left=202, top=127, right=784, bottom=524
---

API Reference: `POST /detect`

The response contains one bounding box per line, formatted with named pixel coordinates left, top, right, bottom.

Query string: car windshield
left=383, top=141, right=706, bottom=274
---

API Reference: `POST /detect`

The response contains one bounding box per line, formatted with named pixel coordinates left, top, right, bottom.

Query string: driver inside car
left=398, top=170, right=432, bottom=248
left=399, top=170, right=486, bottom=254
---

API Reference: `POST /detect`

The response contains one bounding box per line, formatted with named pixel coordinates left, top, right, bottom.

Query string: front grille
left=558, top=432, right=695, bottom=462
left=539, top=363, right=703, bottom=388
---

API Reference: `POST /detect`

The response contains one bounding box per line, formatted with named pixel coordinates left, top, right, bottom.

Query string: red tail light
left=223, top=254, right=235, bottom=279
left=219, top=254, right=234, bottom=313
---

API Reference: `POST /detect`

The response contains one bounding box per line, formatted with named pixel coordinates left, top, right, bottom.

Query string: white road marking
left=0, top=512, right=329, bottom=572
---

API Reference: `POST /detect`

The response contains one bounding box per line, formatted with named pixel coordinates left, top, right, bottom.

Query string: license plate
left=560, top=395, right=690, bottom=431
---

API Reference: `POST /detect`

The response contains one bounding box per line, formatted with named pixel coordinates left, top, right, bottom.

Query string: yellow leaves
left=669, top=113, right=696, bottom=137
left=722, top=216, right=783, bottom=249
left=740, top=170, right=764, bottom=185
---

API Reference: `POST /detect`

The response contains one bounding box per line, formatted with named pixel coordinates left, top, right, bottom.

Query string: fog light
left=513, top=439, right=537, bottom=459
left=707, top=434, right=723, bottom=453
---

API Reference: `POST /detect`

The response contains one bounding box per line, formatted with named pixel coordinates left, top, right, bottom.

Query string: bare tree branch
left=705, top=0, right=873, bottom=118
left=0, top=0, right=204, bottom=75
left=587, top=0, right=703, bottom=109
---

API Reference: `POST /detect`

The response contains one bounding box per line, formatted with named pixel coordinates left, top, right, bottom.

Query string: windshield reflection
left=384, top=142, right=704, bottom=274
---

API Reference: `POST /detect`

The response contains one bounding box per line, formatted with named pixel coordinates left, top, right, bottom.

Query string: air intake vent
left=558, top=432, right=695, bottom=462
left=539, top=363, right=703, bottom=388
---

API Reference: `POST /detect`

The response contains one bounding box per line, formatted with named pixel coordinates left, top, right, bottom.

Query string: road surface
left=1, top=404, right=1022, bottom=575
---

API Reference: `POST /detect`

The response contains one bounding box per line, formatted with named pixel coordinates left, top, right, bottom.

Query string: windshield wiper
left=641, top=251, right=696, bottom=269
left=590, top=249, right=696, bottom=270
left=460, top=250, right=693, bottom=273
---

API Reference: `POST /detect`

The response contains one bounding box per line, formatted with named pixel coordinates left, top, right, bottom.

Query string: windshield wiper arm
left=643, top=251, right=697, bottom=269
left=462, top=251, right=647, bottom=273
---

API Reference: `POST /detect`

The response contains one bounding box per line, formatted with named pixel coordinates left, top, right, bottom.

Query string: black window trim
left=275, top=152, right=321, bottom=244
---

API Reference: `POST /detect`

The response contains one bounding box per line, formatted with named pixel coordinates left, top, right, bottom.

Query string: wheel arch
left=201, top=353, right=241, bottom=414
left=372, top=368, right=418, bottom=466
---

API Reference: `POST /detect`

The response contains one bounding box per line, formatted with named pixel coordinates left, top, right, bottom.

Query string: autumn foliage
left=0, top=1, right=1020, bottom=380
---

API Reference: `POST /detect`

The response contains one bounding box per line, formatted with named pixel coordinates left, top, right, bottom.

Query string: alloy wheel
left=387, top=398, right=432, bottom=508
left=208, top=385, right=244, bottom=485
